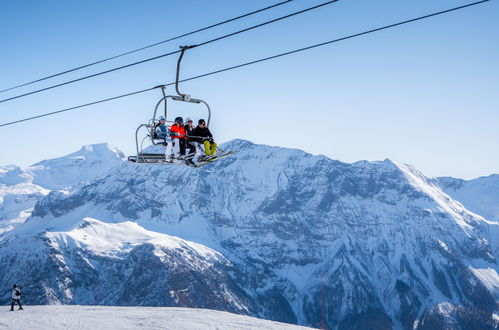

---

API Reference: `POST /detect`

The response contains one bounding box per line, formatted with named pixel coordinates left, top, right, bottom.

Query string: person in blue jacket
left=155, top=116, right=174, bottom=158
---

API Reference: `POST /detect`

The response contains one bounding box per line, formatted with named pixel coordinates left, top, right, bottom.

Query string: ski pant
left=192, top=142, right=204, bottom=156
left=10, top=298, right=22, bottom=310
left=172, top=138, right=186, bottom=156
left=185, top=141, right=196, bottom=156
left=203, top=141, right=218, bottom=156
left=160, top=137, right=173, bottom=157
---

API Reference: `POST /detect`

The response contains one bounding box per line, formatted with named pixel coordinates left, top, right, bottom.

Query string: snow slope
left=1, top=139, right=498, bottom=329
left=0, top=180, right=48, bottom=235
left=0, top=306, right=313, bottom=330
left=435, top=175, right=499, bottom=222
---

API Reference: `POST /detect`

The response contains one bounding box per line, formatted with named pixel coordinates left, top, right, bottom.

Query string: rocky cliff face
left=0, top=140, right=497, bottom=329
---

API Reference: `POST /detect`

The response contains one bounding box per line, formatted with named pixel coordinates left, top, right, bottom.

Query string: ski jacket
left=193, top=126, right=213, bottom=141
left=170, top=124, right=186, bottom=139
left=155, top=123, right=170, bottom=139
left=11, top=288, right=20, bottom=299
left=184, top=125, right=197, bottom=141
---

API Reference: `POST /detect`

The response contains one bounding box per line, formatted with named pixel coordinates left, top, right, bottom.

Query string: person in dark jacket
left=184, top=118, right=197, bottom=157
left=10, top=284, right=23, bottom=311
left=193, top=119, right=217, bottom=157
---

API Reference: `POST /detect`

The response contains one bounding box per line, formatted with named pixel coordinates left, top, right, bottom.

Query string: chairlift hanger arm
left=160, top=86, right=167, bottom=118
left=175, top=45, right=196, bottom=100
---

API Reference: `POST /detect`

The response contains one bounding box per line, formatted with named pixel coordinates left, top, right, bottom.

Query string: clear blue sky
left=0, top=0, right=497, bottom=179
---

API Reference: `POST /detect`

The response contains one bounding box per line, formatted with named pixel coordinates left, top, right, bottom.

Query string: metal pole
left=175, top=45, right=195, bottom=99
left=322, top=275, right=325, bottom=330
left=160, top=86, right=167, bottom=119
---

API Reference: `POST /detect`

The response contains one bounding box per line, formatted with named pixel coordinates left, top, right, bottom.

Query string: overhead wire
left=0, top=0, right=490, bottom=129
left=0, top=88, right=155, bottom=128
left=0, top=0, right=341, bottom=104
left=0, top=0, right=294, bottom=94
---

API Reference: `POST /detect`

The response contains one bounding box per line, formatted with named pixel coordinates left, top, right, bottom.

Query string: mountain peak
left=29, top=143, right=124, bottom=169
left=23, top=143, right=125, bottom=190
left=222, top=138, right=256, bottom=149
left=76, top=143, right=125, bottom=159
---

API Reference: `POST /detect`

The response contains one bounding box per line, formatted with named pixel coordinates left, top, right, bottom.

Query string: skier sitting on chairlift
left=184, top=118, right=198, bottom=157
left=128, top=44, right=233, bottom=166
left=155, top=116, right=170, bottom=144
left=155, top=116, right=175, bottom=158
left=170, top=117, right=187, bottom=159
left=194, top=119, right=217, bottom=159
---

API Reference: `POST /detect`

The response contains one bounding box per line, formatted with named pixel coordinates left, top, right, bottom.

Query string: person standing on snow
left=10, top=284, right=23, bottom=311
left=193, top=119, right=217, bottom=158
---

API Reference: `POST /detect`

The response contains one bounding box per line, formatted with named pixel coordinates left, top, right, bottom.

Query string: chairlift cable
left=0, top=0, right=341, bottom=104
left=0, top=88, right=154, bottom=128
left=0, top=0, right=490, bottom=129
left=0, top=0, right=294, bottom=94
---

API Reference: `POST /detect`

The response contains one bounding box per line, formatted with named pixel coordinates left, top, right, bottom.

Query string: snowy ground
left=0, top=305, right=315, bottom=330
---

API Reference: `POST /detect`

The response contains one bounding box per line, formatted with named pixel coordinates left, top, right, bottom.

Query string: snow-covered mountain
left=4, top=143, right=125, bottom=190
left=0, top=143, right=124, bottom=235
left=1, top=217, right=254, bottom=313
left=0, top=140, right=497, bottom=330
left=0, top=305, right=313, bottom=329
left=434, top=175, right=499, bottom=222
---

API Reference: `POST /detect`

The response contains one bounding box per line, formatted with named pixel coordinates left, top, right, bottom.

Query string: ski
left=194, top=151, right=234, bottom=167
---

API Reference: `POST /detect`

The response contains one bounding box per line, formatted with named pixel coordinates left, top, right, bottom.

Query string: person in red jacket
left=170, top=117, right=186, bottom=158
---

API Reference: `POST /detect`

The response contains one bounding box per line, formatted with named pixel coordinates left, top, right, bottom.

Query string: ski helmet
left=175, top=117, right=183, bottom=124
left=198, top=119, right=205, bottom=124
left=185, top=117, right=193, bottom=123
left=159, top=116, right=166, bottom=121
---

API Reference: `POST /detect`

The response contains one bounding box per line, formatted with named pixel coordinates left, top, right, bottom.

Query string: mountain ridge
left=434, top=174, right=499, bottom=223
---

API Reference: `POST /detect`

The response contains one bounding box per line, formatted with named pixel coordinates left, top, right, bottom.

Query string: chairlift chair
left=128, top=46, right=232, bottom=166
